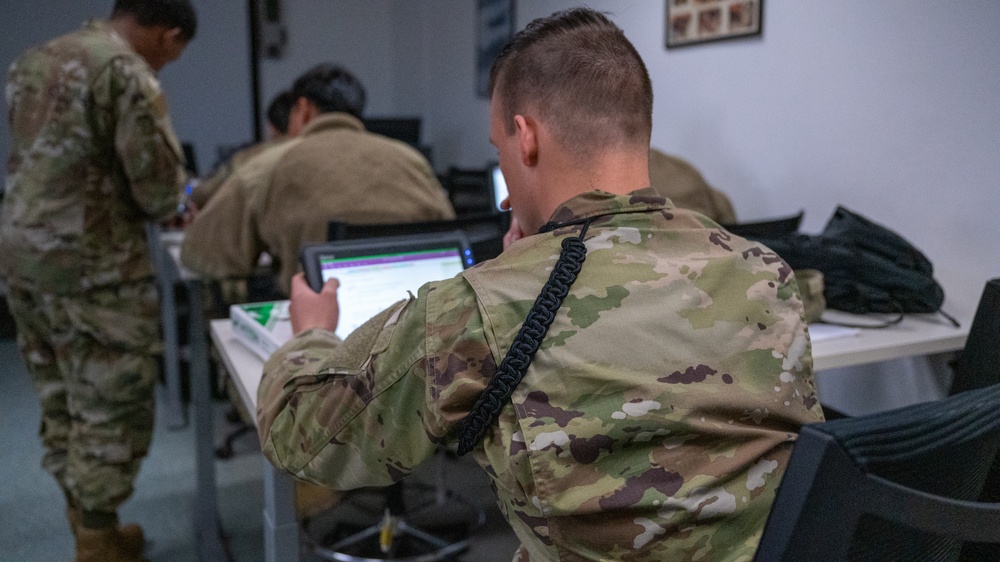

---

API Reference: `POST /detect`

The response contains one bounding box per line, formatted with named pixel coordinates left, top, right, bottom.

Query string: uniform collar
left=545, top=187, right=669, bottom=227
left=85, top=19, right=132, bottom=53
left=300, top=112, right=365, bottom=137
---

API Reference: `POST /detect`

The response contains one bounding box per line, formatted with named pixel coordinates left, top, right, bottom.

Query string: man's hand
left=164, top=200, right=198, bottom=229
left=179, top=200, right=199, bottom=227
left=288, top=273, right=340, bottom=335
left=503, top=216, right=525, bottom=250
left=500, top=197, right=525, bottom=250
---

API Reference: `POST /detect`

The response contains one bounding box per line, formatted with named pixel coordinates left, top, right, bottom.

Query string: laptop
left=301, top=232, right=474, bottom=340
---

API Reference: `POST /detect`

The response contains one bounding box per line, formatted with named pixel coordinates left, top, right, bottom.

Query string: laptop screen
left=302, top=233, right=472, bottom=340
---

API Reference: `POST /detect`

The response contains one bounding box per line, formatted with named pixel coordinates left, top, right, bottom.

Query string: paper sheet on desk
left=808, top=324, right=861, bottom=342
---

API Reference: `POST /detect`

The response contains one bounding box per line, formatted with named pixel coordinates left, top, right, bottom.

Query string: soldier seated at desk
left=256, top=8, right=825, bottom=561
left=180, top=63, right=455, bottom=296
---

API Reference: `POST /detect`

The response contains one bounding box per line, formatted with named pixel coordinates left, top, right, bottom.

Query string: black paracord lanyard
left=456, top=217, right=594, bottom=456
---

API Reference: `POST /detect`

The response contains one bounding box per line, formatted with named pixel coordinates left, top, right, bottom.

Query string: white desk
left=148, top=225, right=229, bottom=562
left=811, top=309, right=969, bottom=372
left=210, top=319, right=299, bottom=562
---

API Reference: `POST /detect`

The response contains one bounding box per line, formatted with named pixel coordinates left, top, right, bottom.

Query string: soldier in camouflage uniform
left=0, top=2, right=195, bottom=560
left=258, top=8, right=823, bottom=562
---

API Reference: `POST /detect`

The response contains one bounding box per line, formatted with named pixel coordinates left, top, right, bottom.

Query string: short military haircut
left=291, top=64, right=366, bottom=120
left=111, top=0, right=198, bottom=41
left=489, top=8, right=653, bottom=158
left=266, top=91, right=295, bottom=135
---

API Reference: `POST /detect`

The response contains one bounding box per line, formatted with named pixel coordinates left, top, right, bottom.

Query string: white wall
left=262, top=0, right=488, bottom=165
left=399, top=0, right=1000, bottom=295
left=393, top=0, right=493, bottom=171
left=0, top=1, right=251, bottom=176
left=258, top=0, right=397, bottom=122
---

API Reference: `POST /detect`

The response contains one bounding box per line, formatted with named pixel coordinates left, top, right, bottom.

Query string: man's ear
left=296, top=97, right=319, bottom=124
left=514, top=115, right=538, bottom=167
left=164, top=27, right=183, bottom=44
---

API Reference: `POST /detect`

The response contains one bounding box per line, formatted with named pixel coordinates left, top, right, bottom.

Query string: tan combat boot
left=68, top=508, right=145, bottom=558
left=295, top=480, right=344, bottom=520
left=75, top=525, right=148, bottom=562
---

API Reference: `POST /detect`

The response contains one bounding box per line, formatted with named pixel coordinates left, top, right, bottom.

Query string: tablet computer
left=300, top=232, right=474, bottom=340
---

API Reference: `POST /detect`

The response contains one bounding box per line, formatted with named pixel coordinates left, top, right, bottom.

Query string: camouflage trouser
left=6, top=280, right=161, bottom=513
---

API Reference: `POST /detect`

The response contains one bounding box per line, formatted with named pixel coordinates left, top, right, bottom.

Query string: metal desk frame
left=210, top=319, right=299, bottom=562
left=151, top=226, right=230, bottom=561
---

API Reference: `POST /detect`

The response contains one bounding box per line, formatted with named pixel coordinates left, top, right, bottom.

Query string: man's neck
left=534, top=147, right=650, bottom=226
left=109, top=17, right=141, bottom=50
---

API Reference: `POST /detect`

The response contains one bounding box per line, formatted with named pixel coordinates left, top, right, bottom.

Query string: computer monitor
left=488, top=164, right=508, bottom=212
left=181, top=142, right=199, bottom=176
left=301, top=232, right=473, bottom=340
left=363, top=117, right=422, bottom=148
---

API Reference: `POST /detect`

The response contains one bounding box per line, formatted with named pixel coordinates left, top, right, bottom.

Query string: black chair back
left=328, top=214, right=510, bottom=263
left=442, top=167, right=493, bottom=217
left=721, top=211, right=803, bottom=238
left=951, top=278, right=1000, bottom=395
left=755, top=383, right=1000, bottom=562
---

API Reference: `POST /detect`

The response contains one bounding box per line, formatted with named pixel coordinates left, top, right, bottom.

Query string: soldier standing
left=258, top=8, right=824, bottom=561
left=0, top=1, right=195, bottom=560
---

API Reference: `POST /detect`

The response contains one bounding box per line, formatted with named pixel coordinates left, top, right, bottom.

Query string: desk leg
left=263, top=460, right=300, bottom=562
left=159, top=259, right=187, bottom=430
left=150, top=224, right=186, bottom=430
left=189, top=280, right=230, bottom=561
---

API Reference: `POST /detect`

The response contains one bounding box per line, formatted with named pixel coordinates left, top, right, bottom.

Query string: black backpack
left=747, top=207, right=957, bottom=326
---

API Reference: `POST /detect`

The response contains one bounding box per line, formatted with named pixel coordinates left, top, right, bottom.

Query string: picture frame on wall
left=476, top=0, right=515, bottom=97
left=666, top=0, right=763, bottom=49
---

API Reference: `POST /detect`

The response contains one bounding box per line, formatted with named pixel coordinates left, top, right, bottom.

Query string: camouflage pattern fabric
left=258, top=188, right=824, bottom=561
left=6, top=281, right=160, bottom=513
left=1, top=20, right=183, bottom=514
left=0, top=20, right=185, bottom=295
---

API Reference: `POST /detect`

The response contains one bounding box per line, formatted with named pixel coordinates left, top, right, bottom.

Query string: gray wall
left=257, top=0, right=398, bottom=121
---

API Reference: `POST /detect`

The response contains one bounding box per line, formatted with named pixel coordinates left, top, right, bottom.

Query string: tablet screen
left=318, top=246, right=467, bottom=339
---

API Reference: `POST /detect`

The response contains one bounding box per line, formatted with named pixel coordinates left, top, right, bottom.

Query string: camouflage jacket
left=181, top=113, right=455, bottom=295
left=258, top=189, right=824, bottom=561
left=0, top=20, right=185, bottom=294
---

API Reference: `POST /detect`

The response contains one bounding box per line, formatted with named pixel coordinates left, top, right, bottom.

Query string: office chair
left=721, top=210, right=804, bottom=238
left=950, top=278, right=1000, bottom=395
left=302, top=453, right=485, bottom=561
left=754, top=382, right=1000, bottom=562
left=328, top=214, right=510, bottom=263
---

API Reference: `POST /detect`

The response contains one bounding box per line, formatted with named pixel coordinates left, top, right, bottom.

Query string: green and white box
left=230, top=300, right=292, bottom=360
